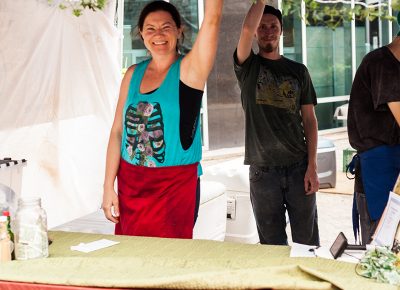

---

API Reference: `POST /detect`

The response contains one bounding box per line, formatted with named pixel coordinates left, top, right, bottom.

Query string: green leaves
left=356, top=246, right=400, bottom=286
left=49, top=0, right=107, bottom=17
left=249, top=0, right=399, bottom=30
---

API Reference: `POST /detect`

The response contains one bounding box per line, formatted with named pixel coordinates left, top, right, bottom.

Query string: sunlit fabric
left=0, top=0, right=120, bottom=227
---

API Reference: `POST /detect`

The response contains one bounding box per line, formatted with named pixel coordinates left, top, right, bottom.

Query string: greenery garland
left=48, top=0, right=106, bottom=17
left=356, top=246, right=400, bottom=286
left=52, top=0, right=400, bottom=25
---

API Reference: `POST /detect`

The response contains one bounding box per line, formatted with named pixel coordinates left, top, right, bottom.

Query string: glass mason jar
left=14, top=197, right=48, bottom=260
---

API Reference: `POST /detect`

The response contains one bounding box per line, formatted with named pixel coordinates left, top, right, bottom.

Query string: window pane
left=355, top=19, right=368, bottom=68
left=282, top=12, right=303, bottom=62
left=306, top=3, right=352, bottom=130
left=123, top=0, right=148, bottom=67
left=393, top=11, right=399, bottom=39
left=170, top=0, right=199, bottom=54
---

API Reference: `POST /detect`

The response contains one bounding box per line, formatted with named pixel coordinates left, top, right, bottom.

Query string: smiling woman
left=102, top=0, right=224, bottom=239
left=138, top=2, right=183, bottom=54
left=122, top=0, right=199, bottom=67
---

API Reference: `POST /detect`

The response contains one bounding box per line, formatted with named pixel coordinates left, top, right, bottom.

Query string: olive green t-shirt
left=233, top=50, right=317, bottom=167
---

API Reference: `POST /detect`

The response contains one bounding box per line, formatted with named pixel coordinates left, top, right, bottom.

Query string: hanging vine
left=48, top=0, right=107, bottom=17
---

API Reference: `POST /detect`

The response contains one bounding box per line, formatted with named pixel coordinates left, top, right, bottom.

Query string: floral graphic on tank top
left=124, top=101, right=166, bottom=167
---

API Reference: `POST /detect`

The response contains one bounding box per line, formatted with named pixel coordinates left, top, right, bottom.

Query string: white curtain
left=0, top=0, right=121, bottom=228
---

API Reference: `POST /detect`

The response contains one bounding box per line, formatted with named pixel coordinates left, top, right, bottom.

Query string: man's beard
left=260, top=43, right=275, bottom=53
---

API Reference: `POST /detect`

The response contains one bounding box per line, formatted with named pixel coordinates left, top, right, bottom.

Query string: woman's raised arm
left=181, top=0, right=224, bottom=90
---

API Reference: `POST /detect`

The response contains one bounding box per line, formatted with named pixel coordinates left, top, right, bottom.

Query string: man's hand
left=102, top=189, right=120, bottom=223
left=304, top=166, right=319, bottom=195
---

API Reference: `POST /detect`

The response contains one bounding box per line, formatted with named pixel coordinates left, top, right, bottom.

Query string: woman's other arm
left=102, top=66, right=135, bottom=223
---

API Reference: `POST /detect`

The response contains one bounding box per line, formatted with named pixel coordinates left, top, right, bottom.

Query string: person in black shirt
left=347, top=13, right=400, bottom=245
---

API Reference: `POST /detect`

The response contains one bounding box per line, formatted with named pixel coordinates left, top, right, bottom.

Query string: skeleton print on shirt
left=124, top=101, right=166, bottom=167
left=256, top=65, right=300, bottom=114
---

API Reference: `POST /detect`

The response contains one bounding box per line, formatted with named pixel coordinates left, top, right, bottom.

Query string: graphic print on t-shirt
left=124, top=101, right=166, bottom=167
left=256, top=65, right=300, bottom=113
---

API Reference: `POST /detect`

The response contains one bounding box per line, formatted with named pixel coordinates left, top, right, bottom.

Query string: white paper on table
left=290, top=242, right=318, bottom=257
left=70, top=239, right=120, bottom=253
left=314, top=247, right=333, bottom=259
left=372, top=191, right=400, bottom=247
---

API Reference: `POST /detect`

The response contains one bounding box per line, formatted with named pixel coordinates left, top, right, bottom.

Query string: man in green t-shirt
left=233, top=0, right=319, bottom=246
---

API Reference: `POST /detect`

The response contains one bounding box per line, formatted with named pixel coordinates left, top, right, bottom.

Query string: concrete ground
left=317, top=129, right=356, bottom=246
left=202, top=128, right=356, bottom=247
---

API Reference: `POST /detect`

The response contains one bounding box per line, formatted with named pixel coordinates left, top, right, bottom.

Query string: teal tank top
left=121, top=57, right=202, bottom=172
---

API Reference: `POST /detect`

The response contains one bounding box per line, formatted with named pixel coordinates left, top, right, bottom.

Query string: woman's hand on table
left=102, top=188, right=120, bottom=223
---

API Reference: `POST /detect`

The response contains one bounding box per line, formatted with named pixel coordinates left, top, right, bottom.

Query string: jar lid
left=18, top=197, right=41, bottom=206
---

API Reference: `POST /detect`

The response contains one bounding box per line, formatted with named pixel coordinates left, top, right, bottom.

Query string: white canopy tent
left=0, top=0, right=121, bottom=227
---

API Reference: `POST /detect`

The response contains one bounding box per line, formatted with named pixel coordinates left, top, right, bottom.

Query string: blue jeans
left=249, top=160, right=320, bottom=246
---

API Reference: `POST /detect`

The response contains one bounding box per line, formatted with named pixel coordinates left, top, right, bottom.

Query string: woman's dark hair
left=136, top=1, right=185, bottom=52
left=138, top=1, right=182, bottom=31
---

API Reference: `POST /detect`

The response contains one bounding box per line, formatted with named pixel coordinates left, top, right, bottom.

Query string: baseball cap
left=263, top=5, right=283, bottom=28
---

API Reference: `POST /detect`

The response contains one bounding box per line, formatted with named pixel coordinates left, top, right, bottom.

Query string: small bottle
left=0, top=216, right=11, bottom=262
left=2, top=211, right=15, bottom=260
left=14, top=197, right=48, bottom=260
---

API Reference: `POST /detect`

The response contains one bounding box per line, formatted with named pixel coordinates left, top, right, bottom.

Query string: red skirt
left=115, top=159, right=198, bottom=239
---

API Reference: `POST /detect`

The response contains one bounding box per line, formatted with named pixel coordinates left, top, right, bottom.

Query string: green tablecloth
left=0, top=231, right=397, bottom=290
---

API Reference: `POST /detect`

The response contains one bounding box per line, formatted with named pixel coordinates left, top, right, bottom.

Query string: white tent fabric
left=0, top=0, right=121, bottom=228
